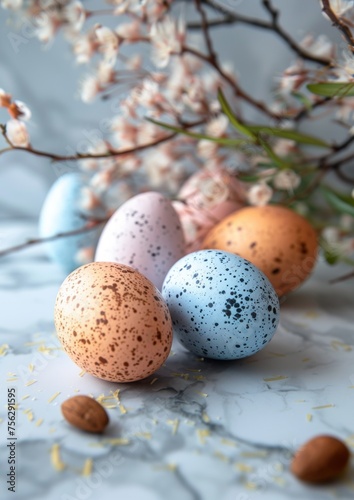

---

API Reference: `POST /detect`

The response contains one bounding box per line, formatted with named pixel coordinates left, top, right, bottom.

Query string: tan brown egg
left=54, top=262, right=173, bottom=382
left=202, top=205, right=318, bottom=297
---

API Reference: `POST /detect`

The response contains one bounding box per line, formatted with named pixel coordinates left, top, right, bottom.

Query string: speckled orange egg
left=54, top=262, right=173, bottom=382
left=202, top=205, right=318, bottom=297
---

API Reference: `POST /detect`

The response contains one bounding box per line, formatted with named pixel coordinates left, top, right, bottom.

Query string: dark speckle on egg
left=161, top=250, right=280, bottom=360
left=94, top=192, right=186, bottom=290
left=54, top=262, right=173, bottom=382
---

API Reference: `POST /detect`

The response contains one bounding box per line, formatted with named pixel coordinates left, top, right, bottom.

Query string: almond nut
left=61, top=395, right=109, bottom=433
left=291, top=435, right=350, bottom=483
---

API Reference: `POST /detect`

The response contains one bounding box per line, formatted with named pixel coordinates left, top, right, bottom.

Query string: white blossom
left=64, top=1, right=86, bottom=34
left=197, top=139, right=218, bottom=159
left=206, top=115, right=229, bottom=137
left=80, top=75, right=100, bottom=103
left=273, top=169, right=301, bottom=191
left=1, top=0, right=22, bottom=9
left=150, top=16, right=185, bottom=67
left=75, top=247, right=94, bottom=265
left=6, top=119, right=30, bottom=147
left=79, top=186, right=101, bottom=211
left=247, top=183, right=273, bottom=206
left=73, top=34, right=96, bottom=64
left=116, top=20, right=142, bottom=41
left=327, top=0, right=354, bottom=17
left=97, top=61, right=115, bottom=85
left=95, top=25, right=120, bottom=64
left=13, top=100, right=31, bottom=121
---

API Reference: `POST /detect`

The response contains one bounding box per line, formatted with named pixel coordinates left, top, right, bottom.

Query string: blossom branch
left=0, top=123, right=177, bottom=163
left=182, top=46, right=281, bottom=119
left=193, top=0, right=331, bottom=66
left=194, top=0, right=217, bottom=64
left=0, top=219, right=107, bottom=259
left=321, top=0, right=354, bottom=52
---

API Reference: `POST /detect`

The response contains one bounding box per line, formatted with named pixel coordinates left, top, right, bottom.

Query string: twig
left=0, top=125, right=176, bottom=163
left=330, top=270, right=354, bottom=283
left=194, top=0, right=331, bottom=66
left=183, top=46, right=281, bottom=119
left=194, top=0, right=217, bottom=64
left=0, top=219, right=107, bottom=259
left=321, top=0, right=354, bottom=52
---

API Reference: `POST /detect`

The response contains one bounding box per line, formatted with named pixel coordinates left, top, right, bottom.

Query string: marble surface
left=1, top=219, right=354, bottom=500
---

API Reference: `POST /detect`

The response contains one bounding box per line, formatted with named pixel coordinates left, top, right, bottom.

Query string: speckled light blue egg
left=38, top=173, right=102, bottom=274
left=162, top=250, right=280, bottom=360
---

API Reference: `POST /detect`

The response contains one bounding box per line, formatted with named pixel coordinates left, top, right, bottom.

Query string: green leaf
left=247, top=125, right=330, bottom=148
left=291, top=91, right=313, bottom=110
left=147, top=118, right=248, bottom=148
left=307, top=82, right=354, bottom=98
left=217, top=89, right=256, bottom=139
left=321, top=186, right=354, bottom=217
left=257, top=137, right=293, bottom=169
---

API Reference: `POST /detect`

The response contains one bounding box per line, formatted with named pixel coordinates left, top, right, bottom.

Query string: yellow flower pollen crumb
left=306, top=413, right=313, bottom=422
left=50, top=443, right=66, bottom=472
left=82, top=458, right=93, bottom=477
left=23, top=409, right=34, bottom=422
left=78, top=369, right=86, bottom=377
left=331, top=340, right=352, bottom=351
left=150, top=378, right=158, bottom=385
left=135, top=432, right=151, bottom=440
left=25, top=380, right=37, bottom=387
left=221, top=438, right=238, bottom=447
left=167, top=419, right=179, bottom=435
left=0, top=344, right=9, bottom=357
left=235, top=462, right=253, bottom=472
left=48, top=392, right=61, bottom=403
left=312, top=404, right=335, bottom=410
left=202, top=412, right=210, bottom=423
left=197, top=429, right=210, bottom=444
left=263, top=375, right=288, bottom=382
left=119, top=404, right=127, bottom=414
left=35, top=418, right=44, bottom=427
left=214, top=451, right=229, bottom=463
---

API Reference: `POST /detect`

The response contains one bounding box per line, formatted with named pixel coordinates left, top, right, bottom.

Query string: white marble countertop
left=1, top=220, right=354, bottom=500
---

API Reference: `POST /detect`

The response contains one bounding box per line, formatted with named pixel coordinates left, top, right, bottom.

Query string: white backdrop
left=0, top=0, right=336, bottom=220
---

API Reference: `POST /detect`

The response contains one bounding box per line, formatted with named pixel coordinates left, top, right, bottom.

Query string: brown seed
left=291, top=435, right=350, bottom=483
left=61, top=395, right=109, bottom=434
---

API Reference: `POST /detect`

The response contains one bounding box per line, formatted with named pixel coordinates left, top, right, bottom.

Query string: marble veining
left=1, top=221, right=354, bottom=500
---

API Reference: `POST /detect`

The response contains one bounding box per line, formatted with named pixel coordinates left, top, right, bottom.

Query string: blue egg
left=38, top=173, right=102, bottom=274
left=162, top=250, right=280, bottom=360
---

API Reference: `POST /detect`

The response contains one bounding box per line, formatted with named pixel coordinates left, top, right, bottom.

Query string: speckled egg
left=54, top=262, right=173, bottom=382
left=39, top=173, right=102, bottom=274
left=162, top=250, right=279, bottom=360
left=95, top=191, right=186, bottom=290
left=202, top=205, right=318, bottom=297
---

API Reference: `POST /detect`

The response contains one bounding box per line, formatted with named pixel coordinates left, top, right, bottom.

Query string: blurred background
left=0, top=0, right=336, bottom=222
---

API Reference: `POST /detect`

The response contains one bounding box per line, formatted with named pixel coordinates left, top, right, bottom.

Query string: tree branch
left=0, top=219, right=107, bottom=259
left=194, top=0, right=331, bottom=66
left=0, top=124, right=176, bottom=163
left=183, top=46, right=281, bottom=119
left=321, top=0, right=354, bottom=52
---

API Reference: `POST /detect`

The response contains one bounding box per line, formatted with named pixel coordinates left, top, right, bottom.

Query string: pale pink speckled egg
left=173, top=168, right=245, bottom=253
left=95, top=191, right=186, bottom=290
left=54, top=262, right=173, bottom=382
